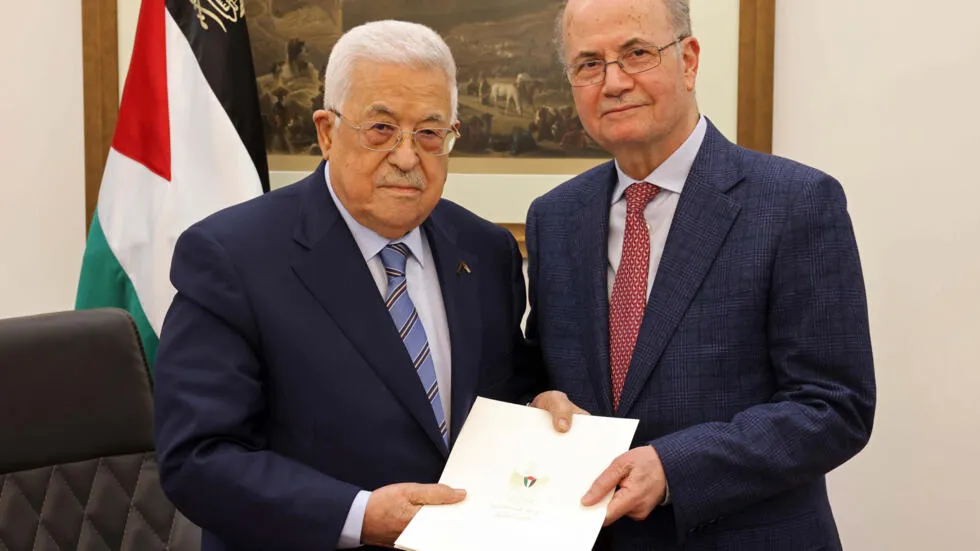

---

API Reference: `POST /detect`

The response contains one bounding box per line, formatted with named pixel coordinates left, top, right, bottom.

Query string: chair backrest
left=0, top=308, right=199, bottom=551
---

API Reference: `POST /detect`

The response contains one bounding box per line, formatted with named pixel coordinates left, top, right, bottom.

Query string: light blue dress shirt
left=323, top=163, right=453, bottom=548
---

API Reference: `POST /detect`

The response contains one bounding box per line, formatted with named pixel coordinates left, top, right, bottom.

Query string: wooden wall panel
left=81, top=0, right=119, bottom=231
left=737, top=0, right=776, bottom=154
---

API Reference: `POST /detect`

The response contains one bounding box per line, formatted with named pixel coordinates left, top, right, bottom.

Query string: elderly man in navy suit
left=524, top=0, right=876, bottom=549
left=153, top=20, right=581, bottom=551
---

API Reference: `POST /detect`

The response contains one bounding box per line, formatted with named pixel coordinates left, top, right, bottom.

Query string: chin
left=386, top=210, right=425, bottom=231
left=595, top=128, right=649, bottom=148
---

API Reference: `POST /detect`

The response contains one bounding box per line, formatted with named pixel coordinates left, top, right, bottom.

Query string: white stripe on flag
left=99, top=9, right=263, bottom=335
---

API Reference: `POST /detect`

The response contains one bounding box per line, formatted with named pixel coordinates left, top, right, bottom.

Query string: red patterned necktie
left=609, top=182, right=660, bottom=411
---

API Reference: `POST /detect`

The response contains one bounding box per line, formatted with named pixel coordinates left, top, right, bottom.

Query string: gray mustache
left=378, top=170, right=426, bottom=190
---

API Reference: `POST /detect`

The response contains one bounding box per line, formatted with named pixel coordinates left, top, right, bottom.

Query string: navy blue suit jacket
left=525, top=121, right=876, bottom=550
left=154, top=163, right=537, bottom=551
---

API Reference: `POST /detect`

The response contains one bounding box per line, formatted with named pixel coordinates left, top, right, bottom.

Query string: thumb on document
left=410, top=483, right=467, bottom=505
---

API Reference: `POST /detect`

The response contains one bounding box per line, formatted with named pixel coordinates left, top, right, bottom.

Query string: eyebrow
left=419, top=113, right=448, bottom=124
left=363, top=104, right=448, bottom=125
left=572, top=37, right=651, bottom=62
left=364, top=104, right=396, bottom=119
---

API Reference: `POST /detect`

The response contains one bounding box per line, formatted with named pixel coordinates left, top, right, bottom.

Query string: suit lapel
left=422, top=212, right=481, bottom=448
left=617, top=124, right=744, bottom=415
left=290, top=165, right=449, bottom=456
left=571, top=164, right=618, bottom=417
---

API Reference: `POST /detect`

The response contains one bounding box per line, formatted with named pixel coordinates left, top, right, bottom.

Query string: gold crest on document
left=189, top=0, right=246, bottom=33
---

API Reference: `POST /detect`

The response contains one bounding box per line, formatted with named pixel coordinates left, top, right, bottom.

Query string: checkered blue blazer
left=525, top=120, right=876, bottom=551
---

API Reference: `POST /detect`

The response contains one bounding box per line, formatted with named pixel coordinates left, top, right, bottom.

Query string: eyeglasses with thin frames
left=329, top=109, right=460, bottom=156
left=564, top=36, right=689, bottom=87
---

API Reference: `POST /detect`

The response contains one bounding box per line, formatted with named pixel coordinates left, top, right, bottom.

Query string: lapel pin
left=456, top=260, right=471, bottom=275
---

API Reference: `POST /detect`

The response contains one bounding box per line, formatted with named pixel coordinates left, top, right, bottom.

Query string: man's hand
left=361, top=483, right=466, bottom=547
left=581, top=445, right=666, bottom=526
left=530, top=390, right=589, bottom=432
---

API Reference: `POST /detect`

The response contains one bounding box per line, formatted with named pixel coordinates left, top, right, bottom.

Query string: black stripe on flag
left=165, top=1, right=270, bottom=192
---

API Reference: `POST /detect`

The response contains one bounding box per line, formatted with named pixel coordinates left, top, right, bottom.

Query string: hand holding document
left=395, top=397, right=639, bottom=551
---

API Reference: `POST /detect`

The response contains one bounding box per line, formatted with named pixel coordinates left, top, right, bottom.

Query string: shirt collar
left=612, top=115, right=708, bottom=204
left=324, top=162, right=425, bottom=267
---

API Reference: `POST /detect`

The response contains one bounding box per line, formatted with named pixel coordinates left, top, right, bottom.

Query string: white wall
left=774, top=1, right=980, bottom=549
left=118, top=0, right=140, bottom=97
left=689, top=0, right=740, bottom=139
left=0, top=4, right=86, bottom=319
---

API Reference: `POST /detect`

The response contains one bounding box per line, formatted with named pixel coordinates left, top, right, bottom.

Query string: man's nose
left=602, top=61, right=635, bottom=96
left=387, top=133, right=421, bottom=171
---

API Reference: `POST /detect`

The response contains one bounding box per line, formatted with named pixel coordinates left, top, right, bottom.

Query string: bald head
left=555, top=0, right=691, bottom=62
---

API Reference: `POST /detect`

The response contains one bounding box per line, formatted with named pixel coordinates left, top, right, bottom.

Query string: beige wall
left=0, top=3, right=86, bottom=319
left=118, top=0, right=140, bottom=97
left=774, top=1, right=980, bottom=548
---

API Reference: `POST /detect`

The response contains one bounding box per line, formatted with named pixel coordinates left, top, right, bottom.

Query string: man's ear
left=681, top=37, right=701, bottom=92
left=312, top=109, right=334, bottom=160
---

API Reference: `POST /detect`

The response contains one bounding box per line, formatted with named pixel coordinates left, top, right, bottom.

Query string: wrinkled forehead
left=343, top=61, right=453, bottom=121
left=562, top=0, right=674, bottom=57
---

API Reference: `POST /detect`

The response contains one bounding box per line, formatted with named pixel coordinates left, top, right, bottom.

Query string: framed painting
left=83, top=0, right=775, bottom=254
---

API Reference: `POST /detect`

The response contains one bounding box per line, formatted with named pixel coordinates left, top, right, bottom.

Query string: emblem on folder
left=510, top=468, right=547, bottom=491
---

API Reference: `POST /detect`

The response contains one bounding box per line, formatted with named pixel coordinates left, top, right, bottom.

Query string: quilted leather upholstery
left=0, top=309, right=199, bottom=550
left=0, top=453, right=199, bottom=551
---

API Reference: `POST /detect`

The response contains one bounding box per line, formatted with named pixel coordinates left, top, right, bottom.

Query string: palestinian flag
left=75, top=0, right=269, bottom=370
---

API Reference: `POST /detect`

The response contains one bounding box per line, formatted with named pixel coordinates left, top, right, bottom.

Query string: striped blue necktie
left=380, top=243, right=448, bottom=446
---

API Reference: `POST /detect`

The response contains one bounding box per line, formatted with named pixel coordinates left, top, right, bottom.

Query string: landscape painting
left=244, top=0, right=610, bottom=167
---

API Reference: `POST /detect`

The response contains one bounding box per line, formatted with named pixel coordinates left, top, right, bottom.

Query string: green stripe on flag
left=75, top=209, right=160, bottom=371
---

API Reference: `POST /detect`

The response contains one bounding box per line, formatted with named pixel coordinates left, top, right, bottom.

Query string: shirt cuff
left=337, top=490, right=371, bottom=549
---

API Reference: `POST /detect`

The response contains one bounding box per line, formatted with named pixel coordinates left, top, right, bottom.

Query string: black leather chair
left=0, top=308, right=199, bottom=550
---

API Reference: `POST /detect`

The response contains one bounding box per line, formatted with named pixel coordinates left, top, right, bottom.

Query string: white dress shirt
left=324, top=163, right=453, bottom=548
left=608, top=116, right=708, bottom=298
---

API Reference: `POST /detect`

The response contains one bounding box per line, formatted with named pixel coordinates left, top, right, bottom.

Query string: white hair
left=554, top=0, right=692, bottom=62
left=322, top=20, right=458, bottom=120
left=662, top=0, right=692, bottom=38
